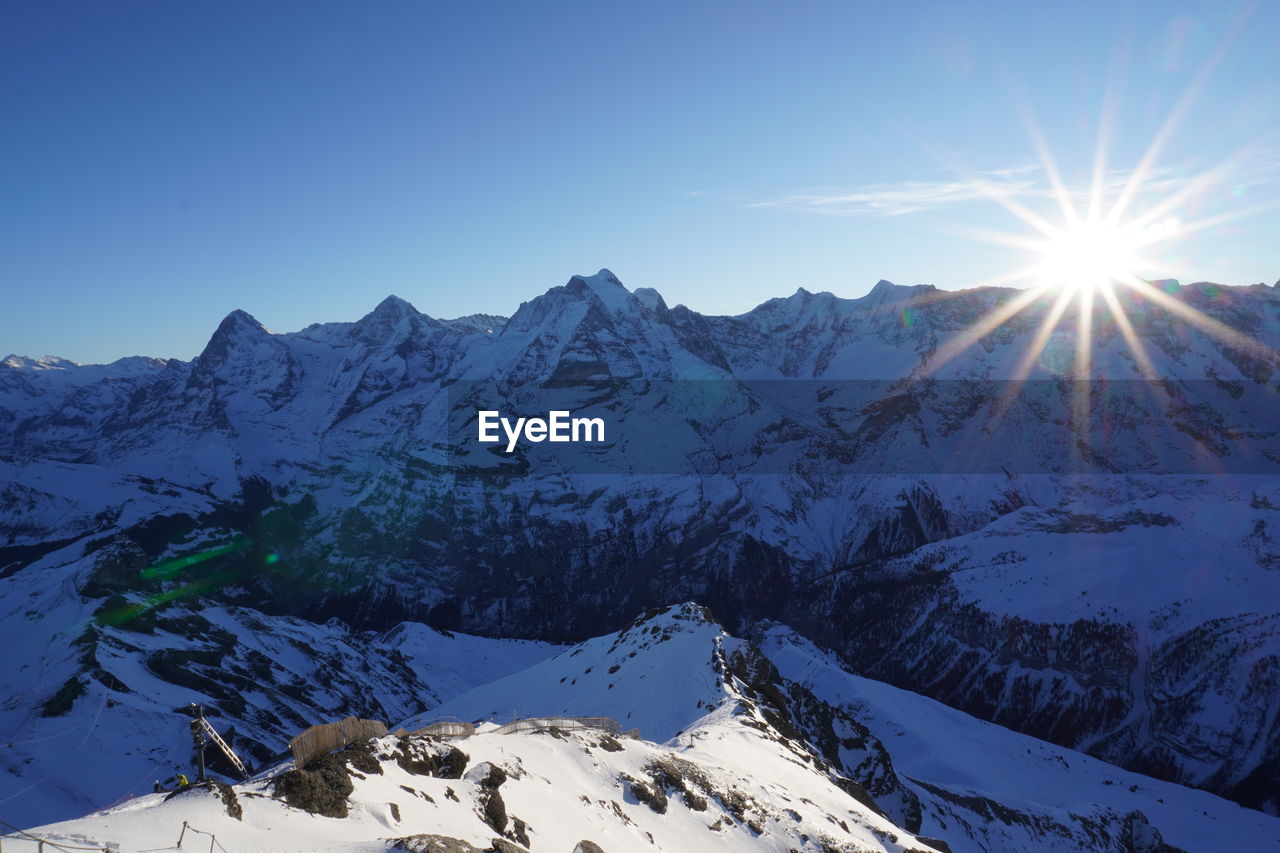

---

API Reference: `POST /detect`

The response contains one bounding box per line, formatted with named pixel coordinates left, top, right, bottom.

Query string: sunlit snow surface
left=11, top=606, right=1279, bottom=852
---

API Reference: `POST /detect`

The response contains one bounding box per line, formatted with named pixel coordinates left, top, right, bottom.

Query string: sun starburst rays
left=914, top=2, right=1280, bottom=399
left=920, top=137, right=1275, bottom=391
left=909, top=106, right=1280, bottom=471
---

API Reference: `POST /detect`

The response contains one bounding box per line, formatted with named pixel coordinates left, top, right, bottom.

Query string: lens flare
left=914, top=2, right=1278, bottom=392
left=1033, top=220, right=1145, bottom=295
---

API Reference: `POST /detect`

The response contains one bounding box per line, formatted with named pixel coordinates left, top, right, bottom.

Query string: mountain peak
left=588, top=267, right=621, bottom=283
left=219, top=308, right=267, bottom=331
left=2, top=354, right=79, bottom=370
left=745, top=286, right=838, bottom=317
left=369, top=294, right=419, bottom=319
left=567, top=268, right=627, bottom=293
left=352, top=294, right=431, bottom=342
left=861, top=278, right=936, bottom=304
left=192, top=308, right=275, bottom=372
left=438, top=313, right=506, bottom=335
left=625, top=601, right=722, bottom=633
left=204, top=309, right=270, bottom=345
left=563, top=268, right=637, bottom=315
left=633, top=286, right=668, bottom=312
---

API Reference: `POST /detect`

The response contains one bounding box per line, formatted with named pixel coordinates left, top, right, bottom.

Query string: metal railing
left=175, top=820, right=231, bottom=853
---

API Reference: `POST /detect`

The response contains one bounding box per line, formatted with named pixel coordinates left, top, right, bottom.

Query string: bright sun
left=1035, top=220, right=1143, bottom=294
left=915, top=48, right=1275, bottom=386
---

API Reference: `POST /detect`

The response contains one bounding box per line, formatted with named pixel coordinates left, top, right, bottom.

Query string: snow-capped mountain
left=3, top=270, right=1279, bottom=844
left=19, top=604, right=1277, bottom=853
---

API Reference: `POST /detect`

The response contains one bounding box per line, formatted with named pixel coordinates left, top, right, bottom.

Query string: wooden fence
left=288, top=716, right=388, bottom=769
left=492, top=716, right=622, bottom=735
left=410, top=721, right=476, bottom=738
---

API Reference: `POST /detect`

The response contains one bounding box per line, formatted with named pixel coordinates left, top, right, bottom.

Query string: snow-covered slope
left=782, top=477, right=1280, bottom=815
left=401, top=604, right=732, bottom=743
left=17, top=604, right=1277, bottom=852
left=14, top=606, right=954, bottom=853
left=16, top=723, right=937, bottom=853
left=758, top=624, right=1280, bottom=853
left=0, top=529, right=557, bottom=827
left=398, top=604, right=1280, bottom=852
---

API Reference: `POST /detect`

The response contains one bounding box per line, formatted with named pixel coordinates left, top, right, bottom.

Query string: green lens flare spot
left=138, top=534, right=250, bottom=580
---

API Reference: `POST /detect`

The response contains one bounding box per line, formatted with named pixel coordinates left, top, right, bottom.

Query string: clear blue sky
left=3, top=0, right=1278, bottom=363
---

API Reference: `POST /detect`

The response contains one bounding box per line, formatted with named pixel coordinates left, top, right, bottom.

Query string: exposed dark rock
left=1122, top=810, right=1188, bottom=853
left=161, top=780, right=242, bottom=820
left=212, top=779, right=243, bottom=820
left=642, top=757, right=709, bottom=811
left=395, top=736, right=469, bottom=778
left=474, top=762, right=509, bottom=834
left=489, top=840, right=529, bottom=853
left=508, top=816, right=530, bottom=848
left=39, top=675, right=85, bottom=717
left=272, top=751, right=356, bottom=818
left=477, top=763, right=508, bottom=789
left=388, top=836, right=483, bottom=853
left=334, top=739, right=384, bottom=776
left=597, top=734, right=624, bottom=752
left=623, top=775, right=667, bottom=814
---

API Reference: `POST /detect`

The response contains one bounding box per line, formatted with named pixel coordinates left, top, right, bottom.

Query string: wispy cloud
left=749, top=151, right=1280, bottom=218
left=748, top=165, right=1040, bottom=216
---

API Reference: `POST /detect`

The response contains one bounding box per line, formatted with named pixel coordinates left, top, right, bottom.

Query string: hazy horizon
left=9, top=269, right=1279, bottom=367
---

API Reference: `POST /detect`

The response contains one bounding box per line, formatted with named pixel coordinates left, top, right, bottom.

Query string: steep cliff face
left=2, top=270, right=1278, bottom=818
left=785, top=486, right=1280, bottom=804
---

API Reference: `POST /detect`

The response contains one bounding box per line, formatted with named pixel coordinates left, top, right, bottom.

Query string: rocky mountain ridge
left=17, top=604, right=1277, bottom=852
left=2, top=270, right=1278, bottom=826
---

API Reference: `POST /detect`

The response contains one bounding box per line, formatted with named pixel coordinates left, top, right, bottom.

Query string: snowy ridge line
left=13, top=603, right=1280, bottom=852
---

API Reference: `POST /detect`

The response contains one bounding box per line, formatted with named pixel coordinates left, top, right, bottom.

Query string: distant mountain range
left=3, top=271, right=1279, bottom=850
